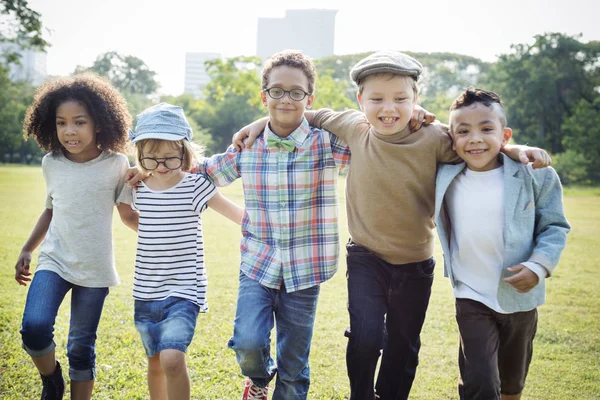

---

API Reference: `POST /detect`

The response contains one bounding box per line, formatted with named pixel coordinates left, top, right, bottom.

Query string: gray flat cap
left=350, top=50, right=422, bottom=84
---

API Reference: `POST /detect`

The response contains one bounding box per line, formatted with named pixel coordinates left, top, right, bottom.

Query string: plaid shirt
left=201, top=118, right=350, bottom=292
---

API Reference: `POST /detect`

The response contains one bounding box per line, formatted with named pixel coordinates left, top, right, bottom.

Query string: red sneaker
left=241, top=378, right=269, bottom=400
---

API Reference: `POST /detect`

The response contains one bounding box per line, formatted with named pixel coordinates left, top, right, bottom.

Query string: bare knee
left=148, top=354, right=163, bottom=376
left=159, top=350, right=187, bottom=377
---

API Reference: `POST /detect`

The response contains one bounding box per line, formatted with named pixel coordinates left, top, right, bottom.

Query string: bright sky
left=29, top=0, right=599, bottom=96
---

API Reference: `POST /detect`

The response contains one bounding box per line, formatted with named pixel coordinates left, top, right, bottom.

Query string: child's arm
left=15, top=208, right=53, bottom=286
left=206, top=191, right=244, bottom=225
left=117, top=202, right=139, bottom=232
left=232, top=107, right=435, bottom=150
left=501, top=145, right=552, bottom=169
left=503, top=168, right=570, bottom=292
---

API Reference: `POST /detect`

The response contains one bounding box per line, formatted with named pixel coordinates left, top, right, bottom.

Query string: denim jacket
left=434, top=154, right=570, bottom=313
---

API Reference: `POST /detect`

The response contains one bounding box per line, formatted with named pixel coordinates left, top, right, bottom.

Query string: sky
left=28, top=0, right=599, bottom=96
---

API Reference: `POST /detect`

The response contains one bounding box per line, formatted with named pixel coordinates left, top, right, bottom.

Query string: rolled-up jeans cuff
left=22, top=341, right=55, bottom=358
left=70, top=367, right=96, bottom=382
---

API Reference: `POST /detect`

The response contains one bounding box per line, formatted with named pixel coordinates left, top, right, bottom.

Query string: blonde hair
left=135, top=139, right=202, bottom=172
left=358, top=73, right=419, bottom=98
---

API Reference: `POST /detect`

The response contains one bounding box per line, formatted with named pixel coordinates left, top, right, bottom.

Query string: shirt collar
left=263, top=117, right=310, bottom=148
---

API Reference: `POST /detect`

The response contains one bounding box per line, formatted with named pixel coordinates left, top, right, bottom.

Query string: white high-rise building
left=0, top=43, right=47, bottom=86
left=257, top=9, right=337, bottom=60
left=184, top=52, right=221, bottom=99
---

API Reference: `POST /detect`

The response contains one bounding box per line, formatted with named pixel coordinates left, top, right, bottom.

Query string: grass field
left=0, top=164, right=599, bottom=399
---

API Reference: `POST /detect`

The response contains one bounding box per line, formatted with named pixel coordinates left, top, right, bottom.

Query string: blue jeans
left=345, top=241, right=435, bottom=400
left=20, top=270, right=109, bottom=381
left=228, top=272, right=320, bottom=400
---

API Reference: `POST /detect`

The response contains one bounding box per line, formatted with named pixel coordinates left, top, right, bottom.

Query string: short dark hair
left=450, top=88, right=507, bottom=127
left=262, top=50, right=316, bottom=94
left=23, top=72, right=132, bottom=154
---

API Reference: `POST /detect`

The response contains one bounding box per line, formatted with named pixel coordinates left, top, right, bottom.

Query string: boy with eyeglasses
left=197, top=50, right=351, bottom=400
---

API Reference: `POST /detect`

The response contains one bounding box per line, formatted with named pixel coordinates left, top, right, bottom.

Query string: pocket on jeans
left=417, top=258, right=435, bottom=278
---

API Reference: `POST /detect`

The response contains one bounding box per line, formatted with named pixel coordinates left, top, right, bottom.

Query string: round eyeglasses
left=140, top=156, right=183, bottom=171
left=263, top=87, right=311, bottom=101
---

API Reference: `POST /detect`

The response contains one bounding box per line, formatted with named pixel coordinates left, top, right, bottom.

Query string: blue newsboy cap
left=129, top=102, right=192, bottom=143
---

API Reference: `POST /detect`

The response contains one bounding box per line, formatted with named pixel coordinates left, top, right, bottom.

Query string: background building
left=184, top=52, right=221, bottom=98
left=0, top=43, right=47, bottom=86
left=256, top=9, right=337, bottom=60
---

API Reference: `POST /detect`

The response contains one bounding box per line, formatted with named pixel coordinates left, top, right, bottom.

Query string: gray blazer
left=434, top=155, right=570, bottom=312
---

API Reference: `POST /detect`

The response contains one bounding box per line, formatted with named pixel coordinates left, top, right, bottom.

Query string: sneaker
left=40, top=361, right=65, bottom=400
left=241, top=377, right=269, bottom=400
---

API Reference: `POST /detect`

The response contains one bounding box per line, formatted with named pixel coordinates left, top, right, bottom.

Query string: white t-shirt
left=446, top=166, right=507, bottom=313
left=37, top=151, right=132, bottom=287
left=132, top=173, right=216, bottom=311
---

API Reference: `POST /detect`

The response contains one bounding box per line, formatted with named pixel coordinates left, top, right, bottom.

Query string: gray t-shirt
left=36, top=151, right=132, bottom=287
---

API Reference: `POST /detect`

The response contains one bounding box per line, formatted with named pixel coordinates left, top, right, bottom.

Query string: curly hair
left=261, top=50, right=317, bottom=94
left=23, top=72, right=132, bottom=154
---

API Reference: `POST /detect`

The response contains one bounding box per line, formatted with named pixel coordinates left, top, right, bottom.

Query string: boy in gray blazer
left=434, top=88, right=570, bottom=400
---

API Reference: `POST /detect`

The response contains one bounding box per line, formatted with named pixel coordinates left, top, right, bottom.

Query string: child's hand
left=15, top=251, right=33, bottom=286
left=232, top=117, right=269, bottom=150
left=503, top=264, right=539, bottom=293
left=125, top=166, right=150, bottom=188
left=409, top=105, right=436, bottom=132
left=517, top=147, right=552, bottom=169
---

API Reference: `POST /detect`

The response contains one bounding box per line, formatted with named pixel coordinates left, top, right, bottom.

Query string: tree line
left=1, top=2, right=598, bottom=183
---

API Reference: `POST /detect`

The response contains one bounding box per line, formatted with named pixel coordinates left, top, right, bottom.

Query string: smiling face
left=357, top=74, right=417, bottom=136
left=450, top=102, right=513, bottom=172
left=55, top=100, right=101, bottom=162
left=261, top=65, right=314, bottom=138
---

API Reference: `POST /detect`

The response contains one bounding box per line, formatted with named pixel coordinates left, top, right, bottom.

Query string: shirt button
left=280, top=201, right=286, bottom=208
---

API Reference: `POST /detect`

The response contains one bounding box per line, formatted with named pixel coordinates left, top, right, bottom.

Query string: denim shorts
left=134, top=296, right=200, bottom=357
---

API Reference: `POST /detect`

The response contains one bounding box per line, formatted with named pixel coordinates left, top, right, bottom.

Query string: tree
left=559, top=98, right=600, bottom=183
left=312, top=71, right=356, bottom=111
left=0, top=66, right=40, bottom=163
left=483, top=33, right=600, bottom=154
left=0, top=0, right=48, bottom=64
left=75, top=51, right=159, bottom=95
left=196, top=56, right=265, bottom=152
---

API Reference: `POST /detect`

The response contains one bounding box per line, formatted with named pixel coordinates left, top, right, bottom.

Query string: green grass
left=0, top=164, right=599, bottom=399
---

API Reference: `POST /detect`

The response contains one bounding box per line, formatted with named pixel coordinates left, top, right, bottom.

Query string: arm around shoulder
left=311, top=108, right=367, bottom=140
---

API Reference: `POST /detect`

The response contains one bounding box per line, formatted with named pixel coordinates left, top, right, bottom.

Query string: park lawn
left=0, top=164, right=598, bottom=399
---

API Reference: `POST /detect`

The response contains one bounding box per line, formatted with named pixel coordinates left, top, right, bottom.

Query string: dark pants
left=456, top=299, right=538, bottom=400
left=345, top=241, right=435, bottom=400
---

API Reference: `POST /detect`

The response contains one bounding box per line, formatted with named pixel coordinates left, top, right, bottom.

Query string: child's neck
left=268, top=121, right=301, bottom=138
left=63, top=147, right=102, bottom=163
left=144, top=170, right=186, bottom=191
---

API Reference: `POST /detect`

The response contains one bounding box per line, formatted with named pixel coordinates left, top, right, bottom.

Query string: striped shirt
left=201, top=118, right=350, bottom=293
left=132, top=173, right=216, bottom=310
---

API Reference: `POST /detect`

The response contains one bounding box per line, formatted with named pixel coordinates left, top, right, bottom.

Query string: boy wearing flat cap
left=235, top=50, right=551, bottom=400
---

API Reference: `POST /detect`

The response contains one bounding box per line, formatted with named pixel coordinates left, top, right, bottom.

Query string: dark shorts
left=455, top=298, right=538, bottom=400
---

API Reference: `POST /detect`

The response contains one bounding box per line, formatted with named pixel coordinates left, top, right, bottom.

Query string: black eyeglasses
left=140, top=149, right=184, bottom=171
left=263, top=87, right=311, bottom=101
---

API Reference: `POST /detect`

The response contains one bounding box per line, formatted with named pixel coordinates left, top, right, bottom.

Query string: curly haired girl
left=15, top=73, right=138, bottom=400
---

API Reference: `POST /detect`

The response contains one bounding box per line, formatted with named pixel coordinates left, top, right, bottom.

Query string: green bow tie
left=267, top=135, right=295, bottom=152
